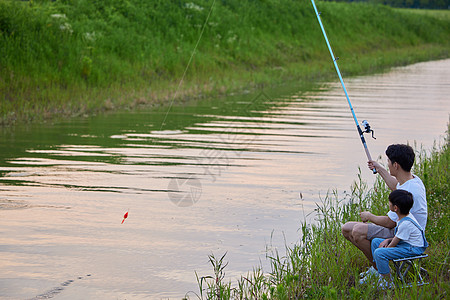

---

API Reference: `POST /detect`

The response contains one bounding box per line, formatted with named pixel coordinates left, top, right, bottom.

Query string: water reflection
left=0, top=59, right=449, bottom=299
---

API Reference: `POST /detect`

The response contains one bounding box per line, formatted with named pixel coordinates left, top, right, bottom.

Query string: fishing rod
left=310, top=0, right=377, bottom=174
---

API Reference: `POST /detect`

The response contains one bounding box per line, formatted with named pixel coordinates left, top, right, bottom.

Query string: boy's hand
left=379, top=238, right=392, bottom=248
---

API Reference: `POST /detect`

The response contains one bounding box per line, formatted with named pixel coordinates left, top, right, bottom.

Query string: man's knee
left=341, top=222, right=355, bottom=240
left=352, top=223, right=369, bottom=243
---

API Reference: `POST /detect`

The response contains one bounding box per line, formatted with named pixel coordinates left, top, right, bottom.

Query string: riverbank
left=190, top=125, right=449, bottom=299
left=1, top=1, right=449, bottom=126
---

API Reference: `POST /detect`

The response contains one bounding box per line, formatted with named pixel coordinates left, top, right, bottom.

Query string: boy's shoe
left=375, top=277, right=394, bottom=290
left=359, top=266, right=377, bottom=278
left=359, top=271, right=380, bottom=285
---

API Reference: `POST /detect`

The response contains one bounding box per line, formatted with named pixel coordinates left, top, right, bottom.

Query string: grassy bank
left=1, top=0, right=449, bottom=126
left=396, top=8, right=450, bottom=21
left=187, top=126, right=449, bottom=299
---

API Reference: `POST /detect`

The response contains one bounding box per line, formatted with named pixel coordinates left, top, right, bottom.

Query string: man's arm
left=368, top=160, right=398, bottom=191
left=360, top=212, right=396, bottom=228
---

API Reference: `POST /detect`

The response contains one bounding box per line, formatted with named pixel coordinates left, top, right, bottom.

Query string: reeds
left=188, top=126, right=450, bottom=299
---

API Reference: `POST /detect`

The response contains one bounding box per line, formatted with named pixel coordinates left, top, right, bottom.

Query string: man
left=341, top=144, right=427, bottom=282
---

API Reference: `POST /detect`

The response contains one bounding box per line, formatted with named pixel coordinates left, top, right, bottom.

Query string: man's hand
left=379, top=238, right=392, bottom=248
left=360, top=211, right=374, bottom=223
left=367, top=159, right=398, bottom=191
left=368, top=160, right=381, bottom=172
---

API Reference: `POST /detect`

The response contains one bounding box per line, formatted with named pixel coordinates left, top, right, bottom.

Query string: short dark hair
left=385, top=144, right=415, bottom=172
left=389, top=189, right=413, bottom=215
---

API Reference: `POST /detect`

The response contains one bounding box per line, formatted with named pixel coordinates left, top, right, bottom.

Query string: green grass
left=187, top=125, right=450, bottom=299
left=1, top=0, right=449, bottom=126
left=395, top=8, right=450, bottom=21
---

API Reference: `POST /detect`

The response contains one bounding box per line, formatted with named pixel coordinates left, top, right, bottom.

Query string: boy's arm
left=379, top=238, right=392, bottom=248
left=360, top=212, right=396, bottom=228
left=368, top=160, right=398, bottom=191
left=387, top=236, right=401, bottom=248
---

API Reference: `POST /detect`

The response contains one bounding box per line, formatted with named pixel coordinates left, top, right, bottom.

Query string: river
left=0, top=59, right=449, bottom=299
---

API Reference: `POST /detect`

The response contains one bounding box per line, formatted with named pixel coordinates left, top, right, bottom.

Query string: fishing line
left=160, top=0, right=217, bottom=130
left=310, top=0, right=377, bottom=174
left=121, top=2, right=216, bottom=221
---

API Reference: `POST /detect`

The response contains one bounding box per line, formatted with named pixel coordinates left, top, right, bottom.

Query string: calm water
left=0, top=59, right=449, bottom=299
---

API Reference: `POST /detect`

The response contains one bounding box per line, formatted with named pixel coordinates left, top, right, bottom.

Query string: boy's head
left=389, top=189, right=413, bottom=215
left=385, top=144, right=415, bottom=172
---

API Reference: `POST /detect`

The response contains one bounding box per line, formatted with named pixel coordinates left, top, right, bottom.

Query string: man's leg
left=352, top=223, right=375, bottom=266
left=342, top=221, right=358, bottom=243
left=342, top=221, right=375, bottom=266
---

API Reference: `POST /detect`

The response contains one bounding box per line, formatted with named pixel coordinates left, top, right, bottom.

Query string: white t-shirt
left=387, top=175, right=427, bottom=229
left=395, top=214, right=425, bottom=247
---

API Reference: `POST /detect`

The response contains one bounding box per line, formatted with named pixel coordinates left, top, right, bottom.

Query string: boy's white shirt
left=395, top=213, right=425, bottom=247
left=387, top=174, right=427, bottom=229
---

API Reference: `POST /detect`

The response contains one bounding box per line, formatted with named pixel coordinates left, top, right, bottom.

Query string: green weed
left=1, top=1, right=449, bottom=126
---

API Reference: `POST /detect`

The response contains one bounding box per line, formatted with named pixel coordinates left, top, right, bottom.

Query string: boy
left=370, top=189, right=428, bottom=289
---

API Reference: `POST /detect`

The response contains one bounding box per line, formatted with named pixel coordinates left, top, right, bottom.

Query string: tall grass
left=396, top=8, right=450, bottom=21
left=187, top=126, right=449, bottom=299
left=1, top=0, right=449, bottom=125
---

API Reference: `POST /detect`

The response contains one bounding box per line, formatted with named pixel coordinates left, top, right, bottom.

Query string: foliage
left=0, top=0, right=449, bottom=125
left=324, top=0, right=449, bottom=9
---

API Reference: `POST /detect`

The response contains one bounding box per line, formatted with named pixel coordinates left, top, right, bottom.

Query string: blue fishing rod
left=310, top=0, right=377, bottom=174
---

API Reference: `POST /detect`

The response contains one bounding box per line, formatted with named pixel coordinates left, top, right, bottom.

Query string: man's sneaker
left=359, top=270, right=380, bottom=285
left=359, top=266, right=377, bottom=278
left=375, top=277, right=394, bottom=290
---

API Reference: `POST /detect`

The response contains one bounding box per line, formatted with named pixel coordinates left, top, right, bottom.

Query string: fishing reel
left=362, top=120, right=376, bottom=139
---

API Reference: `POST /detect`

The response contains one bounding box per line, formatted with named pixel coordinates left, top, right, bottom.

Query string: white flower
left=185, top=2, right=204, bottom=12
left=83, top=32, right=98, bottom=42
left=227, top=34, right=237, bottom=44
left=51, top=14, right=72, bottom=34
left=51, top=14, right=67, bottom=20
left=59, top=22, right=73, bottom=34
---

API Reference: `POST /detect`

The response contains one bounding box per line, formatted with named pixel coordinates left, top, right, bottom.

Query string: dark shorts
left=367, top=224, right=395, bottom=240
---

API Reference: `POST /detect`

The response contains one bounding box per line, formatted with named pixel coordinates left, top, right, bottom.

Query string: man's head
left=389, top=189, right=413, bottom=215
left=385, top=144, right=415, bottom=172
